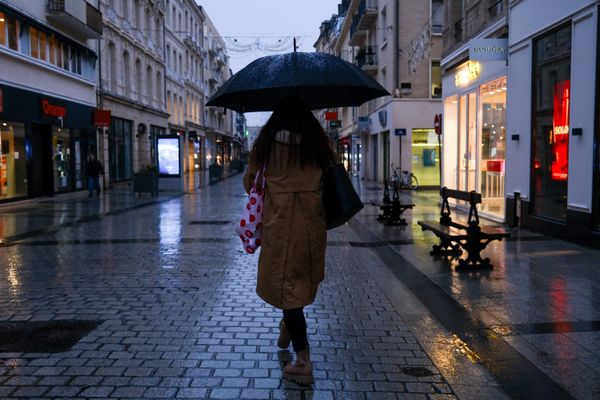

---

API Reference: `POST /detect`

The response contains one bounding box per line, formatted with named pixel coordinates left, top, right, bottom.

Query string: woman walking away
left=243, top=96, right=335, bottom=385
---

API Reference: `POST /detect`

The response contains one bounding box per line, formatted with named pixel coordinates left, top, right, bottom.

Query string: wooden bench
left=417, top=187, right=509, bottom=269
left=371, top=182, right=414, bottom=226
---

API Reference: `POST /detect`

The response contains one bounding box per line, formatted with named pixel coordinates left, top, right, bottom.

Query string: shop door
left=29, top=124, right=54, bottom=196
left=383, top=131, right=390, bottom=182
left=52, top=127, right=72, bottom=193
left=372, top=135, right=378, bottom=181
left=458, top=92, right=478, bottom=192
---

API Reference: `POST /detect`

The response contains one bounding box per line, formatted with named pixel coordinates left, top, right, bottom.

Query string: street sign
left=434, top=114, right=441, bottom=135
left=395, top=128, right=406, bottom=136
left=325, top=111, right=338, bottom=121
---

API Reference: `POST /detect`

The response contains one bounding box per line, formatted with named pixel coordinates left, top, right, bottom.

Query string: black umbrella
left=206, top=51, right=389, bottom=112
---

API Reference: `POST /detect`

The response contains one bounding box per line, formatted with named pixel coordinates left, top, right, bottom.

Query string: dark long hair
left=251, top=96, right=335, bottom=170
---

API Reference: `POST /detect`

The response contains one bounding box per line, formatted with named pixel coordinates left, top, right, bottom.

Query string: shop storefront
left=505, top=0, right=598, bottom=246
left=109, top=117, right=133, bottom=182
left=442, top=60, right=507, bottom=220
left=0, top=84, right=96, bottom=201
left=411, top=129, right=441, bottom=187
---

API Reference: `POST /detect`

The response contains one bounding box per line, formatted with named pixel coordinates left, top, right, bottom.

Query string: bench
left=417, top=187, right=510, bottom=269
left=371, top=182, right=414, bottom=226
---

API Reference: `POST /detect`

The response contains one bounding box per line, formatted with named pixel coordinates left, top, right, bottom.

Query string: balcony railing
left=47, top=0, right=102, bottom=38
left=355, top=46, right=377, bottom=69
left=488, top=0, right=504, bottom=19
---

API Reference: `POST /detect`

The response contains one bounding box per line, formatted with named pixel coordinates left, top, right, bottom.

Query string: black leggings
left=282, top=308, right=308, bottom=352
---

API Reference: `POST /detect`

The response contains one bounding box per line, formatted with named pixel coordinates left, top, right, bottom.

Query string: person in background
left=243, top=96, right=335, bottom=386
left=86, top=153, right=103, bottom=198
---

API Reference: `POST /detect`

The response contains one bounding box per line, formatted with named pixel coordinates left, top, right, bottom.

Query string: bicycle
left=391, top=165, right=418, bottom=190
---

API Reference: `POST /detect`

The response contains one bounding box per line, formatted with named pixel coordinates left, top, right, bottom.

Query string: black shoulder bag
left=322, top=164, right=364, bottom=230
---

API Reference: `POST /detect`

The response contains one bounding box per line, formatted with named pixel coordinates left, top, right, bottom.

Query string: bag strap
left=253, top=166, right=266, bottom=189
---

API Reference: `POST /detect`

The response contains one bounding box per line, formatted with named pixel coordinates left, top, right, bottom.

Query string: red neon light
left=42, top=99, right=67, bottom=118
left=551, top=80, right=569, bottom=181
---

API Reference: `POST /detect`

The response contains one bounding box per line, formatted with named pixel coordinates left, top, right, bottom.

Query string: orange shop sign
left=41, top=99, right=67, bottom=118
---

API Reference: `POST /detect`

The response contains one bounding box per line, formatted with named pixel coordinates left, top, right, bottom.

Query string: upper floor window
left=0, top=12, right=19, bottom=51
left=431, top=0, right=443, bottom=34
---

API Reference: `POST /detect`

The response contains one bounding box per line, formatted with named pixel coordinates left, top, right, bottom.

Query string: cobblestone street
left=0, top=175, right=599, bottom=399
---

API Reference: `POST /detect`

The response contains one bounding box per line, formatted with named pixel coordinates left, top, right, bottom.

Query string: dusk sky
left=199, top=1, right=341, bottom=126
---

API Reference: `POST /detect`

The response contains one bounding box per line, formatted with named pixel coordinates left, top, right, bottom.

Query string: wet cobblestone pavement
left=0, top=174, right=599, bottom=399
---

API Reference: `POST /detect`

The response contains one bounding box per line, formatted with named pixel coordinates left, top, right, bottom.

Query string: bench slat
left=441, top=187, right=482, bottom=203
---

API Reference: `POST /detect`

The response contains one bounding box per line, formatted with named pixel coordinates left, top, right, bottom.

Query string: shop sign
left=329, top=120, right=341, bottom=128
left=338, top=136, right=350, bottom=146
left=41, top=99, right=67, bottom=118
left=325, top=111, right=338, bottom=121
left=551, top=80, right=570, bottom=181
left=0, top=88, right=3, bottom=113
left=454, top=61, right=481, bottom=88
left=93, top=110, right=111, bottom=127
left=469, top=39, right=508, bottom=61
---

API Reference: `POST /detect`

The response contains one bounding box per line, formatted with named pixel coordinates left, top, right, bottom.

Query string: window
left=166, top=44, right=170, bottom=67
left=39, top=31, right=47, bottom=61
left=0, top=121, right=28, bottom=200
left=532, top=24, right=572, bottom=221
left=48, top=35, right=56, bottom=64
left=123, top=51, right=131, bottom=97
left=29, top=27, right=39, bottom=58
left=431, top=61, right=441, bottom=98
left=431, top=0, right=443, bottom=34
left=6, top=13, right=18, bottom=50
left=62, top=42, right=69, bottom=71
left=0, top=12, right=6, bottom=46
left=146, top=65, right=153, bottom=104
left=135, top=59, right=142, bottom=102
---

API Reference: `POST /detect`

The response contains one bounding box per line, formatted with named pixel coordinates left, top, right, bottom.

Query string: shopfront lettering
left=41, top=99, right=67, bottom=118
left=469, top=39, right=509, bottom=61
left=454, top=61, right=481, bottom=87
left=551, top=80, right=570, bottom=181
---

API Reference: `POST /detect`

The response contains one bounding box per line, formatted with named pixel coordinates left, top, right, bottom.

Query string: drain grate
left=401, top=367, right=436, bottom=377
left=0, top=320, right=100, bottom=353
left=348, top=241, right=388, bottom=248
left=189, top=220, right=231, bottom=225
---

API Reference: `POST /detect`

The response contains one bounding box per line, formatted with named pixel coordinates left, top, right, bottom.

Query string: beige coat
left=243, top=135, right=327, bottom=310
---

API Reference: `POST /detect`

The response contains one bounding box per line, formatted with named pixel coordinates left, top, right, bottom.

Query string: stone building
left=99, top=0, right=168, bottom=182
left=317, top=0, right=443, bottom=186
left=203, top=15, right=234, bottom=170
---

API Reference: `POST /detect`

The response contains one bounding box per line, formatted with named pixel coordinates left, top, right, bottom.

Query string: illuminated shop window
left=532, top=24, right=571, bottom=221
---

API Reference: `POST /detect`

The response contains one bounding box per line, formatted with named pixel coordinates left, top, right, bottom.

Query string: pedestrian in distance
left=86, top=153, right=103, bottom=198
left=243, top=96, right=336, bottom=386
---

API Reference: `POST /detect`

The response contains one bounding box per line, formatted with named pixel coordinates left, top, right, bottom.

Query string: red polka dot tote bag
left=237, top=167, right=266, bottom=254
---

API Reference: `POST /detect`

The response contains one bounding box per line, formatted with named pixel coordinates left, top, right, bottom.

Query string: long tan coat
left=243, top=135, right=327, bottom=310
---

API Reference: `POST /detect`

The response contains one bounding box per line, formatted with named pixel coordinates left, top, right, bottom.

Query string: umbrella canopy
left=206, top=52, right=389, bottom=113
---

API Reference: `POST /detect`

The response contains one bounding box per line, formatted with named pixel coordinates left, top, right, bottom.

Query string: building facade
left=440, top=0, right=509, bottom=221
left=164, top=0, right=206, bottom=177
left=504, top=0, right=599, bottom=245
left=99, top=0, right=167, bottom=183
left=318, top=0, right=443, bottom=186
left=203, top=15, right=234, bottom=171
left=0, top=0, right=102, bottom=200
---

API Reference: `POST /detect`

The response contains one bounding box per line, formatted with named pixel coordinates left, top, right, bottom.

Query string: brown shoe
left=283, top=348, right=314, bottom=385
left=277, top=319, right=290, bottom=349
